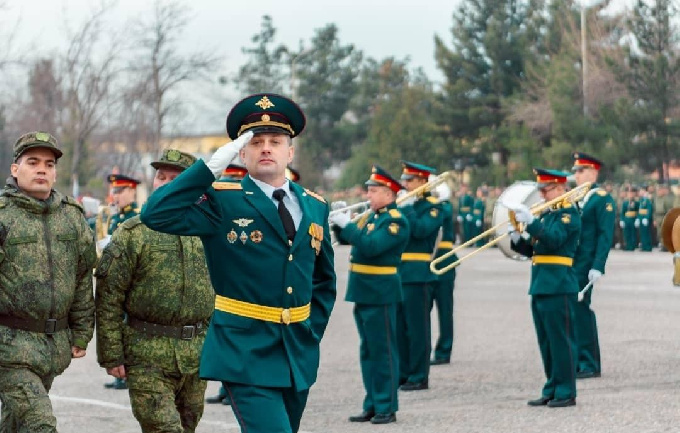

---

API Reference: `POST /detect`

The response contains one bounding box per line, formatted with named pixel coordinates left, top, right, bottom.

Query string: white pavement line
left=50, top=395, right=131, bottom=411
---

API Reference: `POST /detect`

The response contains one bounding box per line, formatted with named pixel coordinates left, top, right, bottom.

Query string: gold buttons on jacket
left=287, top=286, right=293, bottom=294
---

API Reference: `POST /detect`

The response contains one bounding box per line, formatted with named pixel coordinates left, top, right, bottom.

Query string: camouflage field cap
left=150, top=148, right=196, bottom=171
left=14, top=131, right=63, bottom=161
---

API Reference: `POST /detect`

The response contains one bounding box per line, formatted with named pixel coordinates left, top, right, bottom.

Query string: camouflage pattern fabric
left=0, top=367, right=56, bottom=433
left=95, top=215, right=214, bottom=431
left=0, top=177, right=96, bottom=430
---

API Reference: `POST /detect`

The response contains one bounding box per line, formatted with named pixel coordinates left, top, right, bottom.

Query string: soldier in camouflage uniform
left=0, top=131, right=96, bottom=432
left=96, top=149, right=214, bottom=433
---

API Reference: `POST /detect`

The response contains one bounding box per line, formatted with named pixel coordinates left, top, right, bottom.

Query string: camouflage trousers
left=127, top=366, right=207, bottom=433
left=0, top=367, right=57, bottom=433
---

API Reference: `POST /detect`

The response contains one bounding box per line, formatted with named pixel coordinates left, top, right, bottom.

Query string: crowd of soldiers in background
left=330, top=181, right=678, bottom=251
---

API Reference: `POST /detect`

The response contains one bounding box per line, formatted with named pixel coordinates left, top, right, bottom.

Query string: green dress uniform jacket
left=620, top=199, right=638, bottom=250
left=336, top=201, right=409, bottom=416
left=430, top=200, right=457, bottom=362
left=472, top=198, right=486, bottom=246
left=511, top=201, right=581, bottom=400
left=140, top=161, right=336, bottom=392
left=572, top=185, right=615, bottom=375
left=458, top=194, right=474, bottom=242
left=636, top=196, right=654, bottom=251
left=398, top=193, right=443, bottom=384
left=0, top=179, right=96, bottom=431
left=108, top=202, right=140, bottom=234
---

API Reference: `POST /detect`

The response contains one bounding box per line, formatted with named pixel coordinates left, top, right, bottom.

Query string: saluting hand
left=206, top=131, right=254, bottom=178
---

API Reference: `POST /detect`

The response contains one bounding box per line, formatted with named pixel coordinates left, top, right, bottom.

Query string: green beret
left=14, top=131, right=63, bottom=161
left=150, top=149, right=197, bottom=171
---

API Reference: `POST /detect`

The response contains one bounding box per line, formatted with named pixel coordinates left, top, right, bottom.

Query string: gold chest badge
left=561, top=214, right=571, bottom=224
left=308, top=223, right=323, bottom=255
left=250, top=230, right=263, bottom=243
left=227, top=229, right=238, bottom=244
left=366, top=223, right=375, bottom=233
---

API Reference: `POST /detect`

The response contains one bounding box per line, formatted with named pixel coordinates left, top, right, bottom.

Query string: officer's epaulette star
left=304, top=188, right=326, bottom=203
left=597, top=190, right=607, bottom=196
left=426, top=196, right=438, bottom=204
left=389, top=209, right=402, bottom=218
left=212, top=182, right=242, bottom=191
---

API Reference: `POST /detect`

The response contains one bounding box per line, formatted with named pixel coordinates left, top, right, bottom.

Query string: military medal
left=227, top=229, right=238, bottom=244
left=308, top=223, right=323, bottom=256
left=240, top=231, right=248, bottom=244
left=366, top=223, right=375, bottom=233
left=250, top=230, right=263, bottom=243
left=233, top=218, right=254, bottom=227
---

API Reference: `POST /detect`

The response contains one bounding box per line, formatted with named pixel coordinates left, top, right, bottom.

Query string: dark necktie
left=273, top=189, right=296, bottom=242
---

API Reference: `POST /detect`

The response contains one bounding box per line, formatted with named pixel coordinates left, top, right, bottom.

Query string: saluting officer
left=621, top=186, right=639, bottom=251
left=96, top=149, right=214, bottom=432
left=141, top=93, right=336, bottom=433
left=397, top=162, right=443, bottom=391
left=107, top=174, right=141, bottom=235
left=429, top=180, right=457, bottom=366
left=636, top=186, right=654, bottom=252
left=508, top=169, right=581, bottom=408
left=457, top=184, right=474, bottom=243
left=330, top=165, right=409, bottom=425
left=571, top=153, right=615, bottom=379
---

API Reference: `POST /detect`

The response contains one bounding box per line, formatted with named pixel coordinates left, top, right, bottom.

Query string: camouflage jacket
left=0, top=178, right=96, bottom=377
left=95, top=216, right=214, bottom=374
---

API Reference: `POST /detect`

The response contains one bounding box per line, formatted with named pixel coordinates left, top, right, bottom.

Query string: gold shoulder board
left=597, top=190, right=607, bottom=196
left=427, top=196, right=438, bottom=204
left=213, top=182, right=242, bottom=191
left=304, top=188, right=326, bottom=203
left=389, top=209, right=402, bottom=218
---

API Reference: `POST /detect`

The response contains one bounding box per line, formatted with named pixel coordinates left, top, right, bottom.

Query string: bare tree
left=126, top=0, right=219, bottom=161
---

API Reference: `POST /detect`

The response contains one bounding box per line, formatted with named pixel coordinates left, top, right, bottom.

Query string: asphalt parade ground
left=46, top=246, right=679, bottom=432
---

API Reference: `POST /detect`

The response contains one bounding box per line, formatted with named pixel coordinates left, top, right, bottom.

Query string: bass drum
left=492, top=181, right=542, bottom=260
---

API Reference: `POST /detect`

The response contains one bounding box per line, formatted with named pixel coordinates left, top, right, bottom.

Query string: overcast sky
left=3, top=0, right=635, bottom=133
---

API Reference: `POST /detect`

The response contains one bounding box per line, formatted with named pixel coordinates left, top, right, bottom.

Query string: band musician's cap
left=221, top=164, right=248, bottom=181
left=107, top=174, right=140, bottom=192
left=572, top=152, right=603, bottom=171
left=366, top=165, right=402, bottom=193
left=286, top=166, right=301, bottom=183
left=151, top=148, right=196, bottom=171
left=534, top=168, right=570, bottom=188
left=14, top=131, right=63, bottom=161
left=226, top=93, right=306, bottom=140
left=400, top=161, right=436, bottom=181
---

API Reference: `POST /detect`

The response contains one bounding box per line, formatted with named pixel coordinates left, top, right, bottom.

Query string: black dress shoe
left=348, top=411, right=375, bottom=422
left=527, top=396, right=551, bottom=406
left=430, top=358, right=450, bottom=366
left=576, top=371, right=601, bottom=379
left=548, top=397, right=576, bottom=408
left=206, top=394, right=227, bottom=404
left=371, top=413, right=396, bottom=424
left=400, top=380, right=428, bottom=391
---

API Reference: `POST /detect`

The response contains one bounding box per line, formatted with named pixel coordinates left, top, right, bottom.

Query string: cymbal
left=661, top=207, right=680, bottom=253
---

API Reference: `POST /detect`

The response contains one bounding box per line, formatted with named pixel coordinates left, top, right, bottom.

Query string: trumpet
left=429, top=182, right=591, bottom=275
left=329, top=200, right=370, bottom=217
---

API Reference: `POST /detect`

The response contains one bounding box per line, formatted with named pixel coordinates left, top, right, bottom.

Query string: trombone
left=429, top=182, right=591, bottom=275
left=331, top=171, right=454, bottom=246
left=329, top=200, right=370, bottom=217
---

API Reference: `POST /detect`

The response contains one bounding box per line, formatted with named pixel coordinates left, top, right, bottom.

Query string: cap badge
left=261, top=114, right=271, bottom=122
left=167, top=149, right=181, bottom=161
left=35, top=132, right=50, bottom=142
left=255, top=96, right=275, bottom=110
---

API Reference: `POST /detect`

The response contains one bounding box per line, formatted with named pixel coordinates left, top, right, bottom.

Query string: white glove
left=206, top=131, right=254, bottom=178
left=97, top=235, right=112, bottom=251
left=398, top=195, right=416, bottom=208
left=642, top=218, right=648, bottom=227
left=329, top=212, right=350, bottom=229
left=619, top=221, right=625, bottom=229
left=434, top=181, right=451, bottom=201
left=588, top=269, right=602, bottom=283
left=508, top=224, right=521, bottom=243
left=475, top=220, right=482, bottom=227
left=634, top=219, right=640, bottom=228
left=331, top=201, right=347, bottom=211
left=507, top=203, right=534, bottom=224
left=465, top=214, right=473, bottom=222
left=457, top=215, right=463, bottom=223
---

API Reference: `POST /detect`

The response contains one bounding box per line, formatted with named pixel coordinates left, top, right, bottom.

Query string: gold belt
left=438, top=241, right=454, bottom=249
left=460, top=207, right=470, bottom=212
left=638, top=209, right=648, bottom=215
left=532, top=255, right=573, bottom=266
left=214, top=295, right=310, bottom=325
left=350, top=264, right=397, bottom=275
left=624, top=211, right=637, bottom=217
left=401, top=252, right=431, bottom=261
